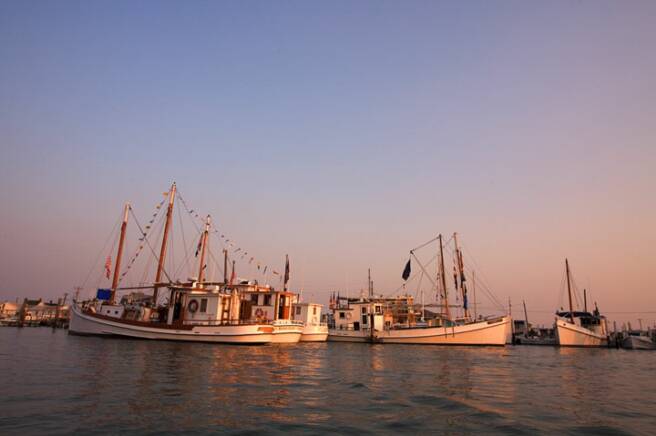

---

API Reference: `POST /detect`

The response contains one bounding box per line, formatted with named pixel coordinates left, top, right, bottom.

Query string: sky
left=1, top=1, right=655, bottom=326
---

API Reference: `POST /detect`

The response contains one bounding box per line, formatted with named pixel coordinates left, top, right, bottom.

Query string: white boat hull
left=375, top=316, right=510, bottom=346
left=69, top=305, right=273, bottom=344
left=622, top=335, right=656, bottom=350
left=270, top=321, right=303, bottom=343
left=328, top=329, right=373, bottom=343
left=556, top=319, right=608, bottom=347
left=300, top=324, right=328, bottom=342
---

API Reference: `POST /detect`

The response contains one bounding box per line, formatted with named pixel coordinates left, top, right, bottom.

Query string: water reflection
left=1, top=329, right=655, bottom=435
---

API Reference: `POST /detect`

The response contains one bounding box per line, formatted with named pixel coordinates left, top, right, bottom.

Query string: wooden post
left=197, top=215, right=211, bottom=285
left=154, top=183, right=176, bottom=305
left=110, top=203, right=130, bottom=304
left=565, top=259, right=575, bottom=324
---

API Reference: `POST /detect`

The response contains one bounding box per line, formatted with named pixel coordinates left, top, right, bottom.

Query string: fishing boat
left=327, top=292, right=413, bottom=343
left=621, top=331, right=656, bottom=350
left=327, top=234, right=510, bottom=345
left=374, top=234, right=510, bottom=345
left=69, top=184, right=308, bottom=345
left=555, top=259, right=609, bottom=347
left=293, top=302, right=328, bottom=342
left=513, top=300, right=557, bottom=346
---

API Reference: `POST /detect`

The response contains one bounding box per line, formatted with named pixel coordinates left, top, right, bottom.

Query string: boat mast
left=153, top=182, right=176, bottom=304
left=438, top=234, right=451, bottom=320
left=453, top=232, right=468, bottom=319
left=523, top=299, right=529, bottom=335
left=565, top=258, right=574, bottom=323
left=472, top=270, right=477, bottom=320
left=583, top=288, right=587, bottom=313
left=368, top=268, right=372, bottom=298
left=197, top=215, right=211, bottom=285
left=223, top=249, right=228, bottom=285
left=110, top=203, right=130, bottom=304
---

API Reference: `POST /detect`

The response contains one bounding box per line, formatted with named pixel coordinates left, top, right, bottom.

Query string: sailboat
left=69, top=184, right=305, bottom=344
left=554, top=259, right=609, bottom=347
left=374, top=234, right=510, bottom=345
left=327, top=234, right=510, bottom=345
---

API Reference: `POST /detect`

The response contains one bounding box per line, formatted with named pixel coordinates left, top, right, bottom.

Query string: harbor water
left=1, top=328, right=654, bottom=434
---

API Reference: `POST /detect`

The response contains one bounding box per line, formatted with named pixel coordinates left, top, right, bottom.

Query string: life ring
left=255, top=308, right=264, bottom=318
left=188, top=299, right=199, bottom=313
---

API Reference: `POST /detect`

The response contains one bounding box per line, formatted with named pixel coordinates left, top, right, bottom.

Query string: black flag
left=402, top=258, right=411, bottom=281
left=283, top=254, right=290, bottom=287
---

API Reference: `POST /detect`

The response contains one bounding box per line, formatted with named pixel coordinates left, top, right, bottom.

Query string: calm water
left=0, top=328, right=654, bottom=435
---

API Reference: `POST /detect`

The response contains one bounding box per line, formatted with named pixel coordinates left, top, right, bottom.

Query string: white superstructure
left=293, top=303, right=328, bottom=342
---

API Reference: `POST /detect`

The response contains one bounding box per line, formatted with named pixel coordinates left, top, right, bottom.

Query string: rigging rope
left=80, top=215, right=121, bottom=291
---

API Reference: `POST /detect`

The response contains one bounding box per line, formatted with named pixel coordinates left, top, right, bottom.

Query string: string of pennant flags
left=176, top=191, right=283, bottom=278
left=116, top=196, right=167, bottom=283
left=105, top=188, right=285, bottom=285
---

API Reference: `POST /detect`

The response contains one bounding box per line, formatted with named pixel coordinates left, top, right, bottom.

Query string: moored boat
left=293, top=302, right=328, bottom=342
left=554, top=259, right=609, bottom=347
left=69, top=184, right=315, bottom=345
left=327, top=233, right=510, bottom=346
left=621, top=332, right=656, bottom=350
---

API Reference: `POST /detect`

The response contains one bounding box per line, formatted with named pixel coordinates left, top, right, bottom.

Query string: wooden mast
left=197, top=215, right=211, bottom=285
left=438, top=234, right=451, bottom=321
left=472, top=270, right=477, bottom=320
left=223, top=249, right=228, bottom=285
left=523, top=299, right=529, bottom=335
left=110, top=202, right=130, bottom=304
left=453, top=232, right=468, bottom=319
left=565, top=258, right=575, bottom=323
left=368, top=268, right=372, bottom=298
left=153, top=182, right=176, bottom=304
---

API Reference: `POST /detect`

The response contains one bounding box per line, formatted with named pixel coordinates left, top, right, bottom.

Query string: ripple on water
left=1, top=329, right=656, bottom=434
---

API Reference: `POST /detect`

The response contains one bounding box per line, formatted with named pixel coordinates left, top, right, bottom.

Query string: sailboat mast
left=565, top=258, right=574, bottom=323
left=110, top=203, right=130, bottom=304
left=438, top=234, right=451, bottom=320
left=368, top=268, right=372, bottom=298
left=453, top=232, right=468, bottom=319
left=523, top=300, right=529, bottom=335
left=197, top=215, right=211, bottom=285
left=153, top=183, right=176, bottom=304
left=472, top=270, right=477, bottom=320
left=223, top=249, right=228, bottom=285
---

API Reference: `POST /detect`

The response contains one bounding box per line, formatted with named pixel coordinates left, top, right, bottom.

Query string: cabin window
left=362, top=315, right=368, bottom=325
left=313, top=307, right=317, bottom=315
left=295, top=306, right=301, bottom=315
left=375, top=305, right=382, bottom=314
left=264, top=295, right=272, bottom=306
left=115, top=311, right=119, bottom=315
left=200, top=299, right=208, bottom=313
left=251, top=294, right=259, bottom=305
left=361, top=307, right=367, bottom=315
left=339, top=312, right=345, bottom=319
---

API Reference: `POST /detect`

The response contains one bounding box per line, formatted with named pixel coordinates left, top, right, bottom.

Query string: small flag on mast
left=402, top=258, right=411, bottom=281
